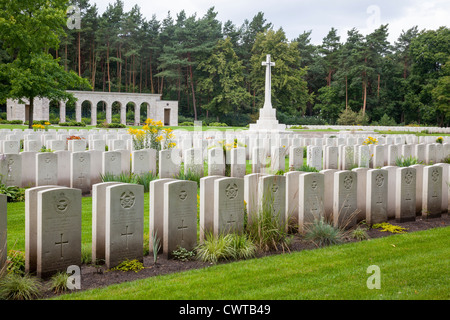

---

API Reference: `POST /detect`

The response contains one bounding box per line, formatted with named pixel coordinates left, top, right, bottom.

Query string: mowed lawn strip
left=52, top=226, right=450, bottom=300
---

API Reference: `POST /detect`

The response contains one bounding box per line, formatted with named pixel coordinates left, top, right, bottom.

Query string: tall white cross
left=262, top=54, right=275, bottom=110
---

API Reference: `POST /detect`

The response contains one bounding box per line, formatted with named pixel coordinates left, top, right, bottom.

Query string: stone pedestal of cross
left=249, top=54, right=286, bottom=132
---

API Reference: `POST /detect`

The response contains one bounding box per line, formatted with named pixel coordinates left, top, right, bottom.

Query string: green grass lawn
left=51, top=226, right=450, bottom=300
left=6, top=181, right=449, bottom=300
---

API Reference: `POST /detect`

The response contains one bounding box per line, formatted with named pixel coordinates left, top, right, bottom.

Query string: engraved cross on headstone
left=77, top=172, right=86, bottom=187
left=44, top=173, right=53, bottom=185
left=178, top=219, right=188, bottom=242
left=55, top=233, right=69, bottom=258
left=227, top=214, right=236, bottom=227
left=121, top=225, right=133, bottom=249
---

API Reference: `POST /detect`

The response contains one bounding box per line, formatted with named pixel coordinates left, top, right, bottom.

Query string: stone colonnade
left=7, top=91, right=178, bottom=126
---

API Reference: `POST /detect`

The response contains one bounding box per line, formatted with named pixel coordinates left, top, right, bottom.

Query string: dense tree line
left=2, top=0, right=449, bottom=126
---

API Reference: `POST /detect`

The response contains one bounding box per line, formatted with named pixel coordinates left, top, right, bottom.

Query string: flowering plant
left=363, top=136, right=378, bottom=145
left=128, top=118, right=176, bottom=151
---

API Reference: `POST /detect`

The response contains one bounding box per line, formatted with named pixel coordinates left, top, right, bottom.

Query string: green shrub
left=195, top=233, right=236, bottom=264
left=196, top=233, right=256, bottom=264
left=395, top=156, right=421, bottom=167
left=350, top=227, right=369, bottom=241
left=296, top=164, right=319, bottom=173
left=337, top=109, right=369, bottom=126
left=59, top=121, right=86, bottom=127
left=178, top=121, right=194, bottom=126
left=304, top=217, right=344, bottom=247
left=0, top=184, right=26, bottom=202
left=0, top=120, right=24, bottom=124
left=208, top=122, right=228, bottom=127
left=175, top=168, right=203, bottom=187
left=0, top=273, right=42, bottom=300
left=49, top=272, right=70, bottom=294
left=151, top=231, right=161, bottom=264
left=110, top=259, right=145, bottom=273
left=246, top=192, right=290, bottom=252
left=172, top=246, right=196, bottom=262
left=100, top=171, right=157, bottom=193
left=228, top=233, right=257, bottom=260
left=6, top=250, right=25, bottom=275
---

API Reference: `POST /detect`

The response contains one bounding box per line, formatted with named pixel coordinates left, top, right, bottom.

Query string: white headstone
left=105, top=183, right=144, bottom=268
left=102, top=151, right=122, bottom=176
left=36, top=153, right=58, bottom=186
left=91, top=182, right=123, bottom=264
left=214, top=177, right=245, bottom=236
left=289, top=146, right=304, bottom=170
left=422, top=165, right=443, bottom=218
left=199, top=176, right=225, bottom=242
left=333, top=171, right=358, bottom=229
left=230, top=147, right=246, bottom=178
left=0, top=154, right=22, bottom=187
left=207, top=147, right=225, bottom=176
left=149, top=178, right=176, bottom=253
left=395, top=167, right=416, bottom=222
left=298, top=172, right=324, bottom=233
left=366, top=169, right=388, bottom=225
left=36, top=188, right=81, bottom=278
left=159, top=149, right=181, bottom=178
left=69, top=152, right=90, bottom=194
left=258, top=175, right=286, bottom=226
left=163, top=180, right=198, bottom=257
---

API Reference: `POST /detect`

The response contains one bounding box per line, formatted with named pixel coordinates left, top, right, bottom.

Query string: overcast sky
left=92, top=0, right=450, bottom=45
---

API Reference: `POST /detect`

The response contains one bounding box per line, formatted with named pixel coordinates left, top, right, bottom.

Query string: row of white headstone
left=1, top=162, right=447, bottom=278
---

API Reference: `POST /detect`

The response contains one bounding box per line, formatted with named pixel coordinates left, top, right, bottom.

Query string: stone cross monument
left=249, top=54, right=286, bottom=132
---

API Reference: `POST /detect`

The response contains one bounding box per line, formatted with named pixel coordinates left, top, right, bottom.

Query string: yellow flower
left=156, top=135, right=164, bottom=142
left=44, top=121, right=51, bottom=126
left=142, top=124, right=149, bottom=131
left=145, top=118, right=153, bottom=124
left=155, top=120, right=163, bottom=127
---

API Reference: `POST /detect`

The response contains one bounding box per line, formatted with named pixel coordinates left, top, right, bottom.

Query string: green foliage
left=38, top=146, right=54, bottom=153
left=151, top=231, right=161, bottom=264
left=296, top=164, right=319, bottom=173
left=336, top=109, right=369, bottom=126
left=49, top=272, right=70, bottom=294
left=195, top=233, right=257, bottom=264
left=81, top=243, right=92, bottom=265
left=171, top=247, right=196, bottom=262
left=0, top=183, right=26, bottom=202
left=350, top=227, right=369, bottom=241
left=0, top=273, right=42, bottom=300
left=110, top=259, right=145, bottom=273
left=395, top=156, right=421, bottom=167
left=100, top=171, right=157, bottom=193
left=372, top=222, right=407, bottom=234
left=59, top=121, right=86, bottom=127
left=304, top=217, right=344, bottom=247
left=96, top=122, right=126, bottom=128
left=6, top=250, right=25, bottom=276
left=246, top=191, right=290, bottom=252
left=175, top=169, right=203, bottom=187
left=372, top=113, right=398, bottom=126
left=178, top=121, right=194, bottom=127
